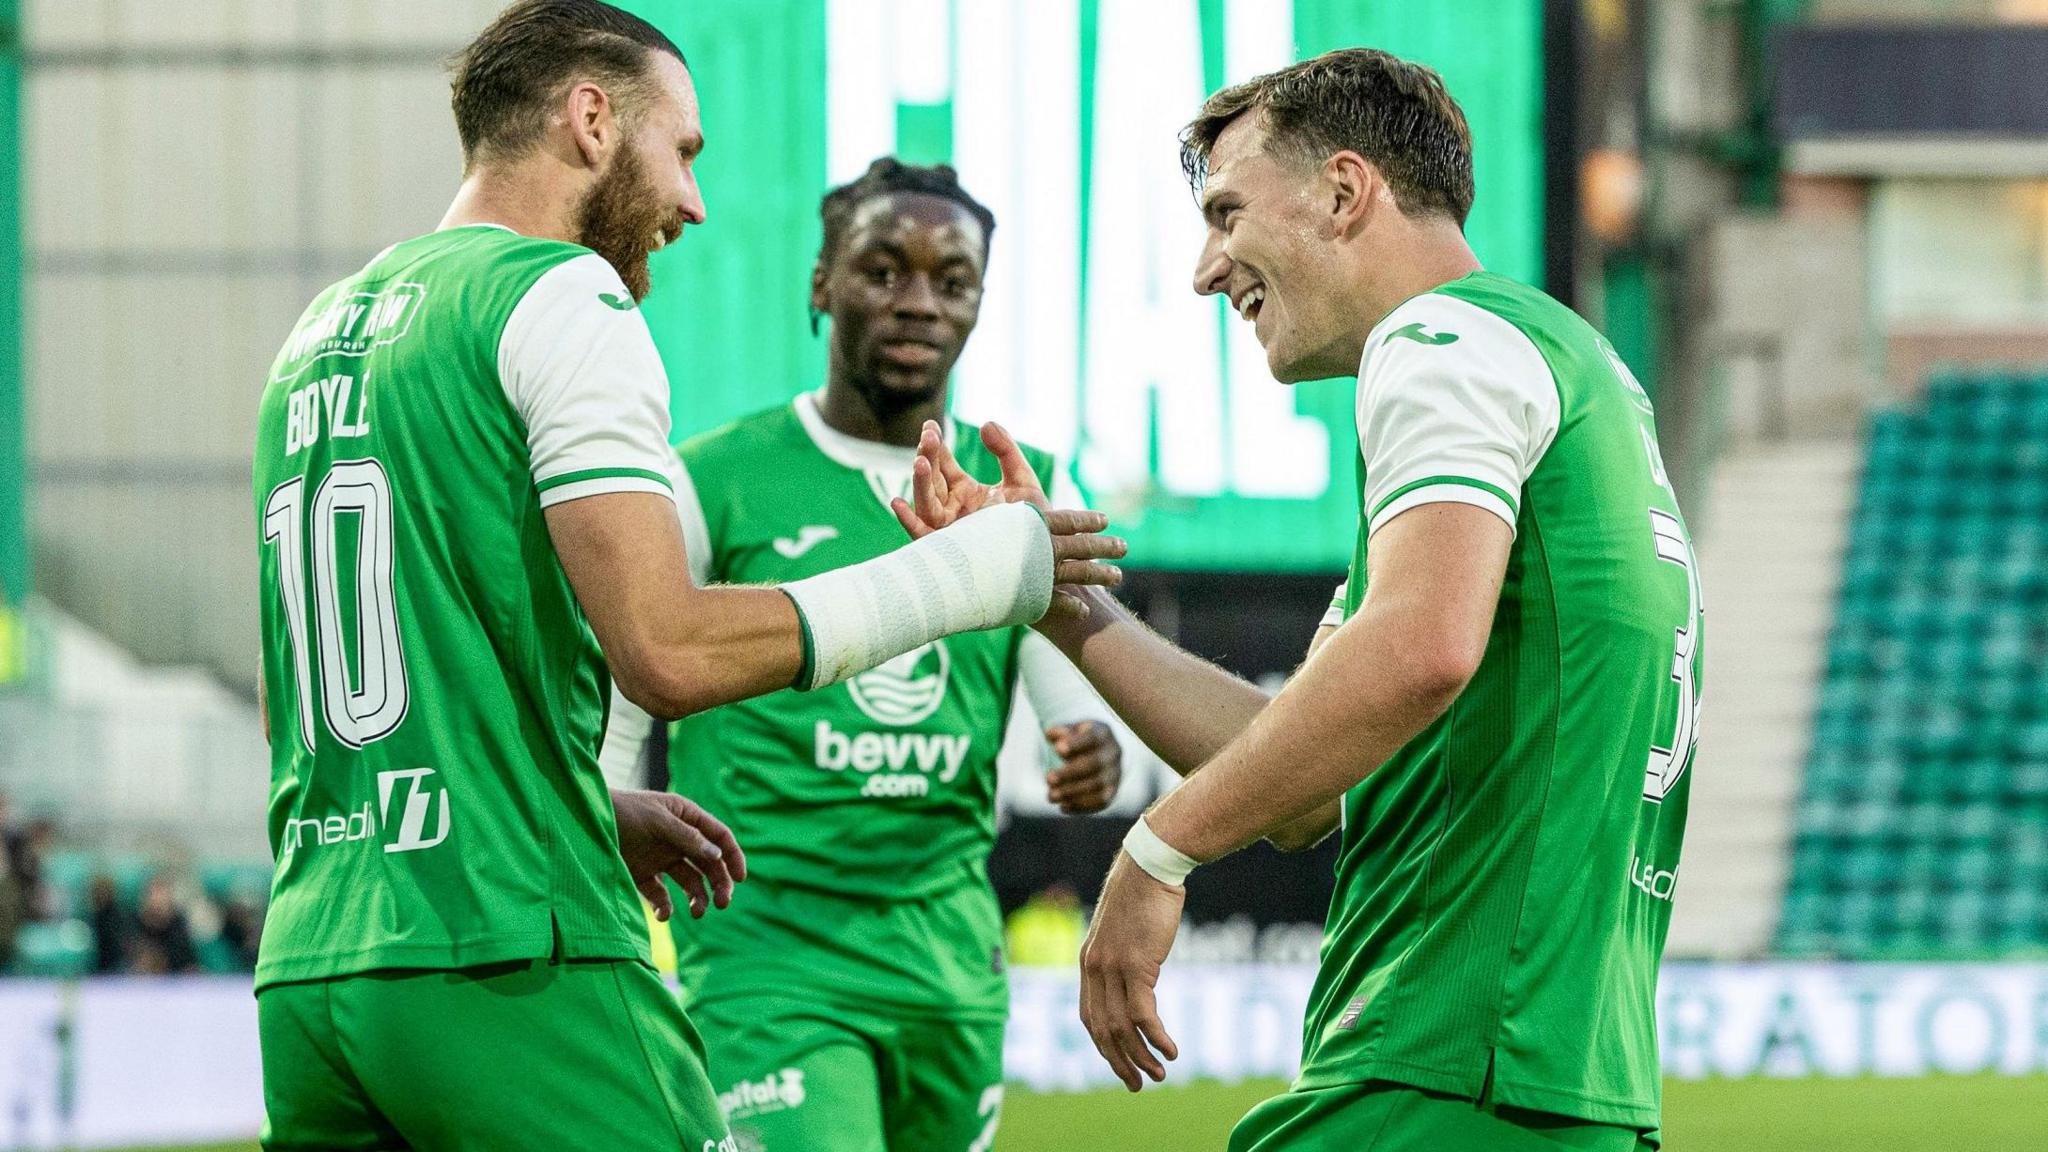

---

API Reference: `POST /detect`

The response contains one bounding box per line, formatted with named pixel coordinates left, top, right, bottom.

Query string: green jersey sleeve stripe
left=535, top=466, right=675, bottom=494
left=1369, top=475, right=1519, bottom=522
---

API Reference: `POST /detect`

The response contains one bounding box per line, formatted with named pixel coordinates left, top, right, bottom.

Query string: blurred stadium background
left=5, top=0, right=2048, bottom=1147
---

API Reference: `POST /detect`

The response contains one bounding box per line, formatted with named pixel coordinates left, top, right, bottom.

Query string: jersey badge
left=846, top=641, right=951, bottom=726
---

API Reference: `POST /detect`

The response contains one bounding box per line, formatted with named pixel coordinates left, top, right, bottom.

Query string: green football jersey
left=1300, top=273, right=1701, bottom=1131
left=660, top=393, right=1060, bottom=901
left=251, top=225, right=681, bottom=988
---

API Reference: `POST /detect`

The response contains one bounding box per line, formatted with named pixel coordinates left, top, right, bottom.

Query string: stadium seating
left=1778, top=370, right=2048, bottom=958
left=4, top=850, right=270, bottom=976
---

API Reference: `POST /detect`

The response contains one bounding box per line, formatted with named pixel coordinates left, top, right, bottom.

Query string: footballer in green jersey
left=897, top=50, right=1692, bottom=1152
left=250, top=6, right=1123, bottom=1151
left=601, top=158, right=1130, bottom=1152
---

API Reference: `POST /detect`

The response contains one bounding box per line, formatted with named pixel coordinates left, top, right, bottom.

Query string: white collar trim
left=792, top=389, right=955, bottom=472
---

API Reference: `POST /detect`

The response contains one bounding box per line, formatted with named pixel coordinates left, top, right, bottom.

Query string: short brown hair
left=448, top=0, right=686, bottom=166
left=1181, top=48, right=1474, bottom=227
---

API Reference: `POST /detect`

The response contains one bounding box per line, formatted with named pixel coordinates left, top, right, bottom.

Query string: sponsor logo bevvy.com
left=279, top=767, right=451, bottom=856
left=813, top=642, right=971, bottom=800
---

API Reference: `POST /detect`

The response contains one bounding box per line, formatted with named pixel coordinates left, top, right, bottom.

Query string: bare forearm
left=545, top=493, right=804, bottom=720
left=1036, top=586, right=1270, bottom=774
left=1144, top=599, right=1466, bottom=862
left=629, top=585, right=803, bottom=719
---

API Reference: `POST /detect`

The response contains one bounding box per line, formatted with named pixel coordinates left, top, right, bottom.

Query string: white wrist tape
left=1122, top=815, right=1200, bottom=888
left=782, top=501, right=1054, bottom=690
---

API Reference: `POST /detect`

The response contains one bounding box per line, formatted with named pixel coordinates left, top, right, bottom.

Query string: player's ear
left=808, top=262, right=831, bottom=335
left=564, top=80, right=611, bottom=169
left=1324, top=150, right=1375, bottom=239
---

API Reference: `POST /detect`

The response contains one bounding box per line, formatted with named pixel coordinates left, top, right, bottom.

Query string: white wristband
left=782, top=501, right=1054, bottom=690
left=1122, top=815, right=1200, bottom=888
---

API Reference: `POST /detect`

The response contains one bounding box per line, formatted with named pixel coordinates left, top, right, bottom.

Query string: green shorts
left=258, top=959, right=734, bottom=1152
left=691, top=993, right=1005, bottom=1152
left=671, top=876, right=1009, bottom=1151
left=1229, top=1081, right=1657, bottom=1152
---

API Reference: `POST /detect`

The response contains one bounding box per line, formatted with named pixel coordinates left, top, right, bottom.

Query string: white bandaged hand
left=781, top=502, right=1054, bottom=690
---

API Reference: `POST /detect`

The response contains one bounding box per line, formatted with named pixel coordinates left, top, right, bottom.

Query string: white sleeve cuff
left=1367, top=477, right=1518, bottom=538
left=535, top=469, right=674, bottom=509
left=598, top=686, right=656, bottom=789
left=1018, top=631, right=1110, bottom=731
left=1355, top=294, right=1558, bottom=543
left=500, top=254, right=679, bottom=502
left=1320, top=581, right=1347, bottom=629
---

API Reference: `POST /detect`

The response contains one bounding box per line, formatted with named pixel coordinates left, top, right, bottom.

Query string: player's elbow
left=1405, top=634, right=1485, bottom=712
left=1267, top=821, right=1337, bottom=853
left=611, top=647, right=724, bottom=722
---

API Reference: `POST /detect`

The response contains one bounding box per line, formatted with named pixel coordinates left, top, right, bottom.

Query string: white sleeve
left=1017, top=631, right=1113, bottom=731
left=498, top=254, right=677, bottom=508
left=598, top=689, right=654, bottom=789
left=673, top=457, right=714, bottom=587
left=1320, top=582, right=1347, bottom=629
left=1356, top=294, right=1560, bottom=539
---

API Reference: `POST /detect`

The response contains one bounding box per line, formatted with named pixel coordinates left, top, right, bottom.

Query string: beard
left=575, top=145, right=672, bottom=302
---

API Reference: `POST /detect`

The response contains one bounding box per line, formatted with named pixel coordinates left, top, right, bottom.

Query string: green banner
left=1, top=0, right=25, bottom=680
left=618, top=0, right=1542, bottom=572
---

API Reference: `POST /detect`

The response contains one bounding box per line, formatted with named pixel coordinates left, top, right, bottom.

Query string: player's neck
left=440, top=166, right=582, bottom=246
left=1357, top=224, right=1483, bottom=333
left=817, top=379, right=947, bottom=449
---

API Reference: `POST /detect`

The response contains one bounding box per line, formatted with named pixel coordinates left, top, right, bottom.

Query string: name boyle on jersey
left=271, top=284, right=429, bottom=457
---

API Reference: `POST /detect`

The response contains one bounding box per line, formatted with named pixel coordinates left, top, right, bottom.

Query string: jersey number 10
left=262, top=459, right=411, bottom=752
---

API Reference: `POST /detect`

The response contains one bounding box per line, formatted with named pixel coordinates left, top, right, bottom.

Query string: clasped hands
left=888, top=420, right=1126, bottom=620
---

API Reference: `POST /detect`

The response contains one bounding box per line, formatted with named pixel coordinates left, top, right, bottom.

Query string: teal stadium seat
left=1778, top=370, right=2048, bottom=958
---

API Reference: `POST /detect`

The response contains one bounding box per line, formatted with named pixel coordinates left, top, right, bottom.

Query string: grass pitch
left=997, top=1075, right=2048, bottom=1151
left=124, top=1073, right=2048, bottom=1152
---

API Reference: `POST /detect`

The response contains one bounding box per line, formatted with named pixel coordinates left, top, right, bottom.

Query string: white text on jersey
left=284, top=373, right=371, bottom=456
left=813, top=720, right=969, bottom=784
left=1629, top=854, right=1679, bottom=902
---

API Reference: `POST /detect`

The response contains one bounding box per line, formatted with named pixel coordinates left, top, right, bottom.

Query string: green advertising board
left=1, top=0, right=25, bottom=681
left=617, top=0, right=1542, bottom=572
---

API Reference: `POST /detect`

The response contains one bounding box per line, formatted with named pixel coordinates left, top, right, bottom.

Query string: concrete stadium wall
left=22, top=0, right=504, bottom=687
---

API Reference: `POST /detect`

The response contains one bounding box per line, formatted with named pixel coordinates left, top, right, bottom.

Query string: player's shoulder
left=678, top=401, right=808, bottom=473
left=1445, top=272, right=1599, bottom=347
left=1402, top=273, right=1606, bottom=364
left=1360, top=274, right=1562, bottom=401
left=1369, top=278, right=1535, bottom=359
left=361, top=227, right=620, bottom=335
